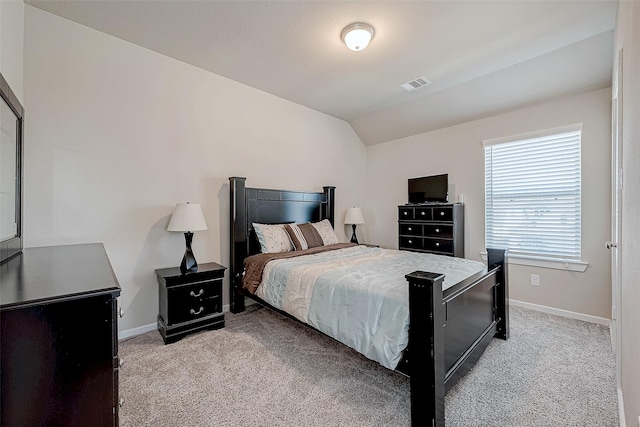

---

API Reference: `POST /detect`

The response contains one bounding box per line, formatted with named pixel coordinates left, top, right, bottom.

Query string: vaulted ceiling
left=25, top=0, right=617, bottom=145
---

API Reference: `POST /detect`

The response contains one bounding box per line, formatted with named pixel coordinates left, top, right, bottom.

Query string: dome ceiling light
left=341, top=23, right=375, bottom=51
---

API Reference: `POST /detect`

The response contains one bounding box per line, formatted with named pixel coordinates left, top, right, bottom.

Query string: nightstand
left=155, top=261, right=226, bottom=344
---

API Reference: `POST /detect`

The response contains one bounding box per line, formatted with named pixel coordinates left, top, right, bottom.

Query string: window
left=484, top=124, right=585, bottom=269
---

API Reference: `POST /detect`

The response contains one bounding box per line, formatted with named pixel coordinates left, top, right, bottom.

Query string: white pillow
left=252, top=223, right=292, bottom=253
left=312, top=219, right=340, bottom=245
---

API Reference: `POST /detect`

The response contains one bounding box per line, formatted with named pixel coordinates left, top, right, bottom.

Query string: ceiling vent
left=400, top=76, right=431, bottom=92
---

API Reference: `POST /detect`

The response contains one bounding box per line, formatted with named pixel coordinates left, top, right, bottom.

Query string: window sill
left=480, top=251, right=588, bottom=272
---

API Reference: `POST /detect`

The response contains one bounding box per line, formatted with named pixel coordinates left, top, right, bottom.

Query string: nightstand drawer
left=423, top=238, right=453, bottom=253
left=167, top=280, right=222, bottom=325
left=400, top=236, right=423, bottom=250
left=168, top=295, right=221, bottom=325
left=399, top=223, right=422, bottom=236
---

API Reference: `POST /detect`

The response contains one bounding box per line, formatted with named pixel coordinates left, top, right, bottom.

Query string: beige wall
left=615, top=1, right=640, bottom=425
left=0, top=0, right=24, bottom=101
left=23, top=6, right=367, bottom=332
left=366, top=88, right=612, bottom=319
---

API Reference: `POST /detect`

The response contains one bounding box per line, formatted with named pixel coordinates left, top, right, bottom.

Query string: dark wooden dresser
left=398, top=203, right=465, bottom=257
left=0, top=243, right=122, bottom=427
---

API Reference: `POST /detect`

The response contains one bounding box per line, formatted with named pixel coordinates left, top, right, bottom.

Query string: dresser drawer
left=423, top=224, right=453, bottom=239
left=399, top=223, right=422, bottom=236
left=423, top=238, right=453, bottom=254
left=167, top=279, right=222, bottom=325
left=432, top=207, right=453, bottom=221
left=399, top=207, right=415, bottom=220
left=400, top=236, right=423, bottom=250
left=415, top=207, right=432, bottom=220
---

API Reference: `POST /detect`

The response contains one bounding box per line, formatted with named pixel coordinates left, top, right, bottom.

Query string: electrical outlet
left=530, top=274, right=540, bottom=286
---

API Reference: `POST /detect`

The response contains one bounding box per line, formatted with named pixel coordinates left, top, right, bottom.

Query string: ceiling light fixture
left=341, top=22, right=374, bottom=51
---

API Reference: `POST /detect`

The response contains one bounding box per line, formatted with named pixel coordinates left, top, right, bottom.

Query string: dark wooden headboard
left=228, top=177, right=335, bottom=313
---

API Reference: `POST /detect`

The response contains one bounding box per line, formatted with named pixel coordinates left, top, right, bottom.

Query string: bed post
left=229, top=177, right=247, bottom=313
left=487, top=248, right=509, bottom=340
left=405, top=271, right=446, bottom=427
left=322, top=186, right=336, bottom=226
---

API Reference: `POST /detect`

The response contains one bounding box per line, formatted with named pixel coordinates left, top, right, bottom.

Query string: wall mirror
left=0, top=72, right=24, bottom=263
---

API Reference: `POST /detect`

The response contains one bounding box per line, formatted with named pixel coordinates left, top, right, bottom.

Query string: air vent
left=400, top=76, right=431, bottom=92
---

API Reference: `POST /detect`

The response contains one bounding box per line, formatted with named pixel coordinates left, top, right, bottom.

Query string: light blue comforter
left=254, top=245, right=485, bottom=369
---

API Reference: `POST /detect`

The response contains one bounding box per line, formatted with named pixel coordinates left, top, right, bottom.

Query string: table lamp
left=345, top=207, right=365, bottom=244
left=167, top=202, right=208, bottom=274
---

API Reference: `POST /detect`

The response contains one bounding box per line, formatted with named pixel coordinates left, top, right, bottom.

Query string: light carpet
left=119, top=306, right=618, bottom=426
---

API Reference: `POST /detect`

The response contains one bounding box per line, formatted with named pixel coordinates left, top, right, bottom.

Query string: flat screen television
left=408, top=174, right=448, bottom=204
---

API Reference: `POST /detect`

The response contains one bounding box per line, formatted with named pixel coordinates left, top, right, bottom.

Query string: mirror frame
left=0, top=72, right=24, bottom=264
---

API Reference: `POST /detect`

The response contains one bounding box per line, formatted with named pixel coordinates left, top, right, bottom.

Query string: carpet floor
left=119, top=306, right=618, bottom=426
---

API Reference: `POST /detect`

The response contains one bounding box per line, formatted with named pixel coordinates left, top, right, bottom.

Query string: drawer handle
left=407, top=227, right=412, bottom=231
left=403, top=211, right=408, bottom=216
left=435, top=228, right=440, bottom=233
left=119, top=397, right=124, bottom=408
left=408, top=240, right=412, bottom=244
left=190, top=289, right=204, bottom=298
left=421, top=212, right=426, bottom=216
left=435, top=242, right=440, bottom=247
left=119, top=358, right=124, bottom=368
left=440, top=211, right=445, bottom=216
left=190, top=306, right=204, bottom=316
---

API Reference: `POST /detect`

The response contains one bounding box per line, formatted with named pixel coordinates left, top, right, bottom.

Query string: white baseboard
left=618, top=387, right=626, bottom=427
left=509, top=299, right=610, bottom=327
left=117, top=303, right=233, bottom=341
left=118, top=322, right=157, bottom=340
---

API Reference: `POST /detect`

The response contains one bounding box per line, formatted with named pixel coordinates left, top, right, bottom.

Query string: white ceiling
left=25, top=0, right=617, bottom=146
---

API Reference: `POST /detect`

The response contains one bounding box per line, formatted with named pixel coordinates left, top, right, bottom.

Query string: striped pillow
left=284, top=224, right=308, bottom=251
left=299, top=223, right=324, bottom=248
left=284, top=223, right=325, bottom=250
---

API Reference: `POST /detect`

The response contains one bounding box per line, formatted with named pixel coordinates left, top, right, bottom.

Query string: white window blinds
left=484, top=126, right=582, bottom=260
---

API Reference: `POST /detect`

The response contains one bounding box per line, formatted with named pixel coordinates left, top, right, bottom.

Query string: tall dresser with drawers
left=0, top=243, right=122, bottom=426
left=398, top=203, right=465, bottom=257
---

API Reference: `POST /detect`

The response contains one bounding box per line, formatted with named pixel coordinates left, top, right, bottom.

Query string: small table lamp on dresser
left=345, top=207, right=365, bottom=244
left=167, top=202, right=208, bottom=274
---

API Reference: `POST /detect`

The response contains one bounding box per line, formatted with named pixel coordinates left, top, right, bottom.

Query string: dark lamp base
left=350, top=224, right=359, bottom=244
left=180, top=232, right=198, bottom=275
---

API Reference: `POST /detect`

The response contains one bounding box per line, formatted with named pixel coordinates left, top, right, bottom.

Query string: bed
left=229, top=177, right=509, bottom=426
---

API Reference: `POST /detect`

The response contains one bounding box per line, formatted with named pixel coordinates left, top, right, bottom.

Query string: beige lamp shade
left=345, top=207, right=365, bottom=225
left=167, top=202, right=208, bottom=232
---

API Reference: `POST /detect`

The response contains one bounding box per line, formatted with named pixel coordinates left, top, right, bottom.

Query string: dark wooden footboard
left=405, top=248, right=508, bottom=427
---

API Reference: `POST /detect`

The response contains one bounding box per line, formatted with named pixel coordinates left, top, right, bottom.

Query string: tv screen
left=408, top=174, right=448, bottom=203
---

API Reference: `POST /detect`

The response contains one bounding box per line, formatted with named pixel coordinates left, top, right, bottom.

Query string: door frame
left=610, top=47, right=623, bottom=389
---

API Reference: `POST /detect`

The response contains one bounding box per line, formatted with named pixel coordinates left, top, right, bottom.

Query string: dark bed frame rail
left=228, top=177, right=508, bottom=427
